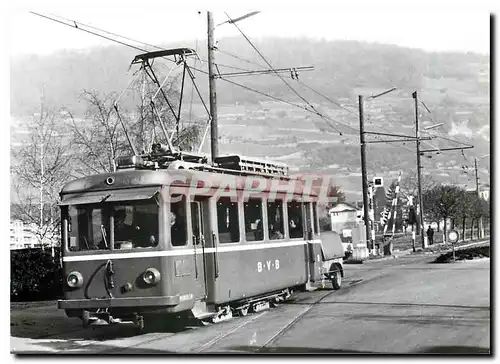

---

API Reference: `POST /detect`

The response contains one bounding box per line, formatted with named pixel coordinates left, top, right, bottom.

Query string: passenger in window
left=171, top=211, right=186, bottom=246
left=270, top=227, right=284, bottom=240
left=289, top=214, right=303, bottom=238
left=254, top=219, right=264, bottom=240
left=268, top=202, right=285, bottom=240
left=114, top=209, right=138, bottom=248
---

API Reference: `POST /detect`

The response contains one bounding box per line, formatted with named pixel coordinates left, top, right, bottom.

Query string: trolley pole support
left=358, top=95, right=372, bottom=251
left=207, top=11, right=219, bottom=163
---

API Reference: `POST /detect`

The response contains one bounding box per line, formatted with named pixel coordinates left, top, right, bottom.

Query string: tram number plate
left=257, top=259, right=280, bottom=272
left=179, top=293, right=193, bottom=301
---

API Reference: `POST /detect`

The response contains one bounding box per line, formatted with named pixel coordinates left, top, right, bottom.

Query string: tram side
left=57, top=168, right=341, bottom=328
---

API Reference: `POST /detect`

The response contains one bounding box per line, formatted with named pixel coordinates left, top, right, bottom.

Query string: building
left=329, top=203, right=360, bottom=233
left=479, top=185, right=490, bottom=201
left=9, top=220, right=40, bottom=250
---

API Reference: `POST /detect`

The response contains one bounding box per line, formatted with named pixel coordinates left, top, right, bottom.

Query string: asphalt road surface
left=11, top=253, right=490, bottom=354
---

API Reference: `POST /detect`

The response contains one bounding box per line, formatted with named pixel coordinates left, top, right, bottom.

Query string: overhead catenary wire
left=30, top=11, right=211, bottom=76
left=46, top=12, right=164, bottom=52
left=219, top=77, right=347, bottom=135
left=224, top=12, right=336, bottom=132
left=31, top=9, right=369, bottom=141
left=216, top=48, right=268, bottom=69
left=30, top=10, right=457, bottom=159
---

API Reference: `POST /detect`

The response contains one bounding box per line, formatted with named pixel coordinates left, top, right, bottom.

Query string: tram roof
left=60, top=168, right=325, bottom=199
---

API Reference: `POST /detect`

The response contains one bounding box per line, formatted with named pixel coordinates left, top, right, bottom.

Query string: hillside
left=10, top=38, right=490, bottom=201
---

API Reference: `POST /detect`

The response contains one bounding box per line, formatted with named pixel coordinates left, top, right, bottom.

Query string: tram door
left=304, top=202, right=322, bottom=282
left=191, top=200, right=208, bottom=299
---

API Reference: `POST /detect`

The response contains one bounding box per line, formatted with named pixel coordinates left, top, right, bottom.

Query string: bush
left=11, top=248, right=63, bottom=302
left=319, top=217, right=331, bottom=232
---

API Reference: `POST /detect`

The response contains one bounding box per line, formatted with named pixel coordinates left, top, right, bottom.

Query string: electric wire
left=31, top=10, right=461, bottom=159
left=30, top=11, right=211, bottom=76
left=224, top=12, right=325, bottom=120
left=46, top=12, right=164, bottom=51
left=219, top=77, right=347, bottom=134
left=216, top=48, right=268, bottom=69
left=214, top=30, right=416, bottom=155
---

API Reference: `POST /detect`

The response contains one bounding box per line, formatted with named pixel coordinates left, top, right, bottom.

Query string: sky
left=5, top=0, right=493, bottom=57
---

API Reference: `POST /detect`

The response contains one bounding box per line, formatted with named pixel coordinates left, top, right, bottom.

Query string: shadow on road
left=414, top=345, right=490, bottom=354
left=226, top=344, right=490, bottom=355
left=11, top=319, right=194, bottom=341
left=13, top=343, right=179, bottom=355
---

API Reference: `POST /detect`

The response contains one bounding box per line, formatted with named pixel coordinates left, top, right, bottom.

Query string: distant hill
left=10, top=37, right=489, bottom=120
left=10, top=37, right=490, bottom=201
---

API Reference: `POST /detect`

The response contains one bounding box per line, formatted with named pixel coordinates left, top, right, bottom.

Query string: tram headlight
left=66, top=271, right=83, bottom=288
left=142, top=268, right=161, bottom=285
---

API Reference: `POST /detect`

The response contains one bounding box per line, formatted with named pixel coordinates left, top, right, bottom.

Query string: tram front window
left=68, top=206, right=110, bottom=251
left=114, top=202, right=159, bottom=249
left=67, top=200, right=159, bottom=251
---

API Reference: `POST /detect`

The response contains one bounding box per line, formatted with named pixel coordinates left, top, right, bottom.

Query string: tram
left=57, top=148, right=345, bottom=329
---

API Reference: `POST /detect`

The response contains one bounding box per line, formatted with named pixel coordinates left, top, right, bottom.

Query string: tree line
left=383, top=171, right=489, bottom=242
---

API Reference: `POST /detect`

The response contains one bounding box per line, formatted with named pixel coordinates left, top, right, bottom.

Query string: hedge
left=10, top=248, right=63, bottom=302
left=433, top=246, right=490, bottom=263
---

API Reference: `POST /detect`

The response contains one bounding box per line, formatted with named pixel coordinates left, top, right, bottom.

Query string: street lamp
left=423, top=123, right=444, bottom=130
left=359, top=87, right=397, bottom=253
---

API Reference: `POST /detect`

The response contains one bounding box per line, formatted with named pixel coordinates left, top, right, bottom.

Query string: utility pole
left=474, top=157, right=479, bottom=196
left=39, top=86, right=45, bottom=251
left=413, top=91, right=426, bottom=249
left=207, top=11, right=219, bottom=163
left=358, top=95, right=371, bottom=250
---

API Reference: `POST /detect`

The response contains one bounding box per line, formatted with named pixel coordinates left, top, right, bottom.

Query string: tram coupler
left=82, top=310, right=122, bottom=327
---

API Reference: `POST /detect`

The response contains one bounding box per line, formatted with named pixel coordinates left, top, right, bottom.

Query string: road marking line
left=196, top=312, right=267, bottom=352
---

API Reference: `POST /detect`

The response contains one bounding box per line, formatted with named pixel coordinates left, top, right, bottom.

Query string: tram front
left=57, top=169, right=199, bottom=329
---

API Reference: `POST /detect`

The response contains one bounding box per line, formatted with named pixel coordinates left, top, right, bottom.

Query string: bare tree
left=67, top=90, right=129, bottom=175
left=11, top=103, right=73, bottom=245
left=400, top=170, right=437, bottom=202
left=455, top=190, right=474, bottom=241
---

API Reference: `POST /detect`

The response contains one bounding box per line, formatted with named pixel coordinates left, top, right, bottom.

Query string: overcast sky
left=6, top=0, right=492, bottom=56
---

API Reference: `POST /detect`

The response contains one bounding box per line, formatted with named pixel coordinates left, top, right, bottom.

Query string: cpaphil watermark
left=162, top=171, right=339, bottom=205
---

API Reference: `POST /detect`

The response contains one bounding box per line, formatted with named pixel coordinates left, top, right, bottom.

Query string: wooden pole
left=207, top=12, right=219, bottom=163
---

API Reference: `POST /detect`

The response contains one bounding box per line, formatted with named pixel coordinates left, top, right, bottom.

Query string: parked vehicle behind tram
left=58, top=150, right=345, bottom=329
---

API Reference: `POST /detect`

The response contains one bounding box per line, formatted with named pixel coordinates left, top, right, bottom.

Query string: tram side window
left=244, top=198, right=263, bottom=242
left=171, top=195, right=188, bottom=247
left=267, top=200, right=284, bottom=240
left=287, top=201, right=304, bottom=239
left=217, top=197, right=240, bottom=243
left=190, top=202, right=203, bottom=245
left=68, top=205, right=110, bottom=251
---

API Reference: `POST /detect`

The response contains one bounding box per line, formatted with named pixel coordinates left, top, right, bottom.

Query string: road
left=11, top=253, right=490, bottom=354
